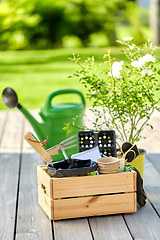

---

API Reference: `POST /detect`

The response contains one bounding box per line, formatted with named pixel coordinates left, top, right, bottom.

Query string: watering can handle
left=45, top=89, right=85, bottom=110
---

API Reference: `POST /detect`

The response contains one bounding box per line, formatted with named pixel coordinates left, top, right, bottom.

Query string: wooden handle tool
left=24, top=132, right=53, bottom=165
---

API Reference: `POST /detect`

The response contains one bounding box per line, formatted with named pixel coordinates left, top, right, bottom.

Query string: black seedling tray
left=78, top=130, right=117, bottom=157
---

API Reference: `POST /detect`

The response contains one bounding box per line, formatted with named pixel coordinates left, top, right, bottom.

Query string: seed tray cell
left=79, top=131, right=96, bottom=149
left=99, top=147, right=116, bottom=157
left=78, top=130, right=117, bottom=157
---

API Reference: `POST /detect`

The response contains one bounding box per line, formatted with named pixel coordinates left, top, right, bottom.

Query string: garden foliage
left=0, top=0, right=149, bottom=50
left=65, top=38, right=160, bottom=146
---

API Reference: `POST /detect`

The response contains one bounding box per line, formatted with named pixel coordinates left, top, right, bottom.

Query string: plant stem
left=133, top=109, right=154, bottom=141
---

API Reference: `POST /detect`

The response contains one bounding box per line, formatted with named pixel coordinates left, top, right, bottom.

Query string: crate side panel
left=54, top=192, right=136, bottom=220
left=37, top=166, right=54, bottom=199
left=38, top=186, right=54, bottom=220
left=133, top=170, right=137, bottom=192
left=53, top=172, right=136, bottom=199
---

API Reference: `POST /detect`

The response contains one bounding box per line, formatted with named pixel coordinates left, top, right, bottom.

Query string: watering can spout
left=19, top=105, right=47, bottom=142
left=2, top=87, right=47, bottom=144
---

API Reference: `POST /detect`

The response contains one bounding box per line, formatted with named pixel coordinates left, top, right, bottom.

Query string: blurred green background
left=0, top=0, right=158, bottom=110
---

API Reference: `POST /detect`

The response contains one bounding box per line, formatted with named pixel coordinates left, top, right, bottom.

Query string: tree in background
left=65, top=0, right=126, bottom=47
left=0, top=0, right=70, bottom=49
left=0, top=0, right=150, bottom=50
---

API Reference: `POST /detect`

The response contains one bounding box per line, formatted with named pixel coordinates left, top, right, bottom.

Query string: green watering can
left=2, top=87, right=85, bottom=161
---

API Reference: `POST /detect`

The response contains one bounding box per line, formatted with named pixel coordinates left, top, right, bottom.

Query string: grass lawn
left=1, top=47, right=160, bottom=110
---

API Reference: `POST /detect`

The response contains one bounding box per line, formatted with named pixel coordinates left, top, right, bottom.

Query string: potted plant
left=64, top=37, right=160, bottom=177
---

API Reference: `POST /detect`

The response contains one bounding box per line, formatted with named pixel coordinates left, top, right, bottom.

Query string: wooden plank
left=38, top=186, right=54, bottom=220
left=0, top=110, right=8, bottom=143
left=54, top=218, right=93, bottom=240
left=15, top=118, right=53, bottom=240
left=54, top=193, right=136, bottom=220
left=37, top=166, right=54, bottom=203
left=0, top=110, right=24, bottom=152
left=89, top=215, right=133, bottom=240
left=145, top=153, right=160, bottom=174
left=123, top=156, right=160, bottom=239
left=124, top=200, right=160, bottom=239
left=52, top=171, right=136, bottom=199
left=0, top=153, right=20, bottom=240
left=143, top=156, right=160, bottom=215
left=0, top=110, right=23, bottom=240
left=37, top=166, right=136, bottom=199
left=38, top=186, right=136, bottom=220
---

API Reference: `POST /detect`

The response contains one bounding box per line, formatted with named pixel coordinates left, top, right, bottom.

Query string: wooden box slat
left=37, top=166, right=136, bottom=199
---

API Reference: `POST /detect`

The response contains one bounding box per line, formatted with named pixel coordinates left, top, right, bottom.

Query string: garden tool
left=121, top=142, right=139, bottom=163
left=2, top=87, right=85, bottom=161
left=24, top=132, right=54, bottom=166
left=24, top=132, right=77, bottom=162
left=46, top=134, right=77, bottom=159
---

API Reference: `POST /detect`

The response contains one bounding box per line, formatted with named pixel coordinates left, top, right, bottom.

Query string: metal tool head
left=46, top=135, right=77, bottom=159
left=59, top=135, right=76, bottom=145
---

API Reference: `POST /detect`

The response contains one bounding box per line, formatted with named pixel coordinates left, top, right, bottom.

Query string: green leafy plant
left=65, top=38, right=160, bottom=147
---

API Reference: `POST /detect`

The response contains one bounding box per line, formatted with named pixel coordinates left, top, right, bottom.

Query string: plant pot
left=117, top=149, right=146, bottom=179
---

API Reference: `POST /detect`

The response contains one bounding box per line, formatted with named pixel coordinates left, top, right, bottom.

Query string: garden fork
left=46, top=135, right=77, bottom=159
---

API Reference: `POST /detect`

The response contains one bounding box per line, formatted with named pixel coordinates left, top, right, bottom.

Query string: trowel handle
left=24, top=132, right=52, bottom=163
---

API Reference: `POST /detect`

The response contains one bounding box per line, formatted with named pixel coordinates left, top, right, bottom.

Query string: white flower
left=129, top=44, right=135, bottom=50
left=108, top=69, right=121, bottom=78
left=141, top=69, right=153, bottom=76
left=112, top=61, right=124, bottom=71
left=131, top=60, right=141, bottom=69
left=138, top=57, right=146, bottom=68
left=108, top=61, right=123, bottom=78
left=131, top=57, right=145, bottom=69
left=143, top=54, right=156, bottom=63
left=92, top=90, right=100, bottom=94
left=113, top=70, right=121, bottom=78
left=123, top=37, right=133, bottom=41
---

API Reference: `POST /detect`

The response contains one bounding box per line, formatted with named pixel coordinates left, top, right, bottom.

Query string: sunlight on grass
left=1, top=47, right=160, bottom=110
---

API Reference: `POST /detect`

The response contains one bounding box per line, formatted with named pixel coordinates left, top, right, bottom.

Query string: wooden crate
left=37, top=165, right=137, bottom=220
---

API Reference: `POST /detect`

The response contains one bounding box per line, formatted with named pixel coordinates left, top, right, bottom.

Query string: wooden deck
left=0, top=109, right=160, bottom=240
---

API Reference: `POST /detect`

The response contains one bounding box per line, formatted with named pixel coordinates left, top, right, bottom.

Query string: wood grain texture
left=53, top=192, right=136, bottom=220
left=37, top=166, right=54, bottom=199
left=122, top=156, right=160, bottom=239
left=52, top=171, right=136, bottom=199
left=0, top=110, right=22, bottom=240
left=54, top=218, right=93, bottom=240
left=24, top=131, right=52, bottom=163
left=15, top=114, right=53, bottom=240
left=89, top=215, right=133, bottom=240
left=146, top=153, right=160, bottom=174
left=144, top=156, right=160, bottom=215
left=38, top=166, right=136, bottom=199
left=0, top=110, right=8, bottom=143
left=38, top=184, right=136, bottom=221
left=38, top=186, right=54, bottom=220
left=124, top=201, right=160, bottom=240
